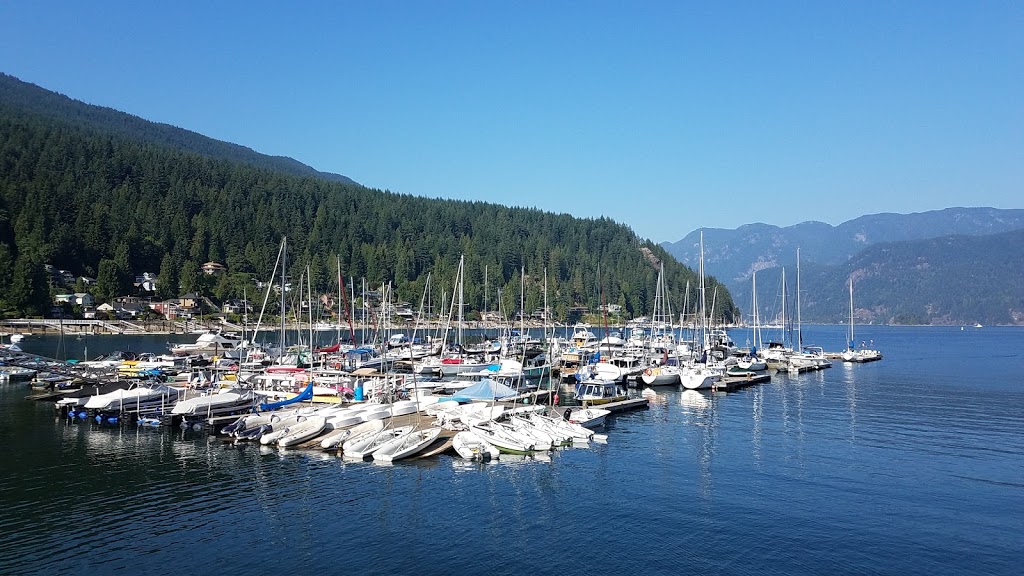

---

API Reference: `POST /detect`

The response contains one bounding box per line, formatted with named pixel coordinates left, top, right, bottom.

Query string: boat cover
left=259, top=382, right=314, bottom=411
left=451, top=378, right=518, bottom=402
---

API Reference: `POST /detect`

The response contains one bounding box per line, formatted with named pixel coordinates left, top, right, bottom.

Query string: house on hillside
left=134, top=272, right=157, bottom=293
left=54, top=293, right=95, bottom=307
left=202, top=262, right=227, bottom=275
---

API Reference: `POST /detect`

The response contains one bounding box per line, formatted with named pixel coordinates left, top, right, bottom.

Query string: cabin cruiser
left=169, top=330, right=244, bottom=358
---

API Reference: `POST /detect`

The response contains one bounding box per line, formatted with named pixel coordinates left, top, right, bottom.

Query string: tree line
left=0, top=101, right=737, bottom=323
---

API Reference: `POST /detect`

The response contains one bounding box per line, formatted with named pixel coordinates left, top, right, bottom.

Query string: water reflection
left=751, top=384, right=763, bottom=469
left=679, top=390, right=709, bottom=413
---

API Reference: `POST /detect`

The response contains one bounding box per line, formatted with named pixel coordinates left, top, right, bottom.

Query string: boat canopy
left=451, top=378, right=518, bottom=402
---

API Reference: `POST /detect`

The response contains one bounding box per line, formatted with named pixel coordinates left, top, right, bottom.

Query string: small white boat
left=320, top=418, right=384, bottom=450
left=342, top=425, right=414, bottom=460
left=373, top=426, right=443, bottom=462
left=470, top=420, right=536, bottom=454
left=277, top=415, right=329, bottom=447
left=357, top=404, right=393, bottom=422
left=528, top=413, right=593, bottom=442
left=565, top=407, right=610, bottom=429
left=452, top=430, right=500, bottom=460
left=258, top=414, right=306, bottom=445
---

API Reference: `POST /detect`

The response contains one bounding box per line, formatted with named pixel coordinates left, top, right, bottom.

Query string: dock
left=712, top=372, right=772, bottom=392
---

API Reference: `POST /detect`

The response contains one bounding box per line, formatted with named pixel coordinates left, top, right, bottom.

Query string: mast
left=280, top=236, right=287, bottom=358
left=796, top=248, right=802, bottom=350
left=457, top=255, right=464, bottom=348
left=752, top=271, right=762, bottom=351
left=848, top=277, right=855, bottom=351
left=698, top=229, right=707, bottom=360
left=780, top=268, right=788, bottom=348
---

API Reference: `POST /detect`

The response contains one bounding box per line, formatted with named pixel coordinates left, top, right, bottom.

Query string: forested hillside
left=0, top=73, right=356, bottom=185
left=0, top=78, right=736, bottom=322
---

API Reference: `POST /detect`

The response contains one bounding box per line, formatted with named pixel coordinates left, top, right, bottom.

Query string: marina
left=1, top=325, right=1021, bottom=575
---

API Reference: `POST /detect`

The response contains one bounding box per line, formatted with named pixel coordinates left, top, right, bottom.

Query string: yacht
left=169, top=330, right=243, bottom=358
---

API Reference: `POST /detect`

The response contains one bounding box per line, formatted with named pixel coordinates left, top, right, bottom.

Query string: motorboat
left=83, top=383, right=184, bottom=415
left=169, top=330, right=244, bottom=358
left=170, top=388, right=256, bottom=417
left=573, top=378, right=627, bottom=405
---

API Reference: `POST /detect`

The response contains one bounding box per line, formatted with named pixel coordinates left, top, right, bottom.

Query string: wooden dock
left=572, top=397, right=650, bottom=413
left=712, top=372, right=771, bottom=392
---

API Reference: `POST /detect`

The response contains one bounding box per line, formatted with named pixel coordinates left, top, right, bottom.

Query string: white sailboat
left=841, top=278, right=883, bottom=363
left=682, top=231, right=723, bottom=390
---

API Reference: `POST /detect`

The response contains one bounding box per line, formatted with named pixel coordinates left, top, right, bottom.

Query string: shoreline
left=1, top=319, right=1012, bottom=338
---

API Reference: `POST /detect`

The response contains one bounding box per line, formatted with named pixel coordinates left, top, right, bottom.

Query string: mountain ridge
left=0, top=73, right=357, bottom=186
left=732, top=228, right=1024, bottom=326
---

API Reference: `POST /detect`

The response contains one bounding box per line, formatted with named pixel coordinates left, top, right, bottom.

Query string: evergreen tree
left=156, top=254, right=178, bottom=300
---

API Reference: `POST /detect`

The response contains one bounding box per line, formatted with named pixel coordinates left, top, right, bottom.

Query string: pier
left=713, top=372, right=772, bottom=392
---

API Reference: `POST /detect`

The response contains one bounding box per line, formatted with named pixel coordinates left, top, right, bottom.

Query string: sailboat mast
left=457, top=255, right=464, bottom=347
left=849, top=277, right=855, bottom=350
left=699, top=230, right=707, bottom=355
left=796, top=248, right=802, bottom=350
left=280, top=236, right=287, bottom=357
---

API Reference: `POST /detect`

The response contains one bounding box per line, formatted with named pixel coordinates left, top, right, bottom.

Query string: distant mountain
left=662, top=207, right=1024, bottom=309
left=738, top=229, right=1024, bottom=326
left=0, top=73, right=357, bottom=185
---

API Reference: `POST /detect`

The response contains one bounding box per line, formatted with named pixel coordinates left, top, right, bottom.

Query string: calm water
left=2, top=326, right=1022, bottom=575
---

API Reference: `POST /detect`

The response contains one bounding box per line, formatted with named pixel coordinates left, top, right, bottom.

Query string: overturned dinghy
left=342, top=425, right=414, bottom=460
left=277, top=415, right=329, bottom=447
left=320, top=419, right=384, bottom=450
left=373, top=426, right=443, bottom=462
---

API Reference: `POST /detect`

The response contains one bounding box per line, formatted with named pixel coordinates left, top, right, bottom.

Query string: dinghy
left=277, top=415, right=329, bottom=447
left=452, top=430, right=500, bottom=460
left=320, top=418, right=385, bottom=450
left=372, top=426, right=443, bottom=462
left=342, top=425, right=414, bottom=460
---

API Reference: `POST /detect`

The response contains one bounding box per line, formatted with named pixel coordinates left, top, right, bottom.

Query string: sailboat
left=735, top=271, right=767, bottom=372
left=640, top=263, right=683, bottom=387
left=841, top=279, right=883, bottom=363
left=681, top=230, right=724, bottom=390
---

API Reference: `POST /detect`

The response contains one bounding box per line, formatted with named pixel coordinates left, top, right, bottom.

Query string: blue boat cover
left=451, top=378, right=518, bottom=402
left=259, top=382, right=314, bottom=411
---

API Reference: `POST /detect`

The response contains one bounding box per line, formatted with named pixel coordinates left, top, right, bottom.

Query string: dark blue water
left=2, top=325, right=1022, bottom=575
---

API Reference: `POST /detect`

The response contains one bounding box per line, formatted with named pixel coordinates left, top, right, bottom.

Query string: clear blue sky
left=1, top=1, right=1021, bottom=242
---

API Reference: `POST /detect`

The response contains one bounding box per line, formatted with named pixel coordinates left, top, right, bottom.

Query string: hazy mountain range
left=662, top=209, right=1024, bottom=325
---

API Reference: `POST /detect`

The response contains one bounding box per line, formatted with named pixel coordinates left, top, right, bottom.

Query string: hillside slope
left=0, top=73, right=357, bottom=185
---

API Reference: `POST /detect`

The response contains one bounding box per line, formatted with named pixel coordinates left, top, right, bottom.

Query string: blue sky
left=1, top=1, right=1021, bottom=242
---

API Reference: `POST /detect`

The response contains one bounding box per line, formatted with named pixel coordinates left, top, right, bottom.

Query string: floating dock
left=713, top=372, right=772, bottom=392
